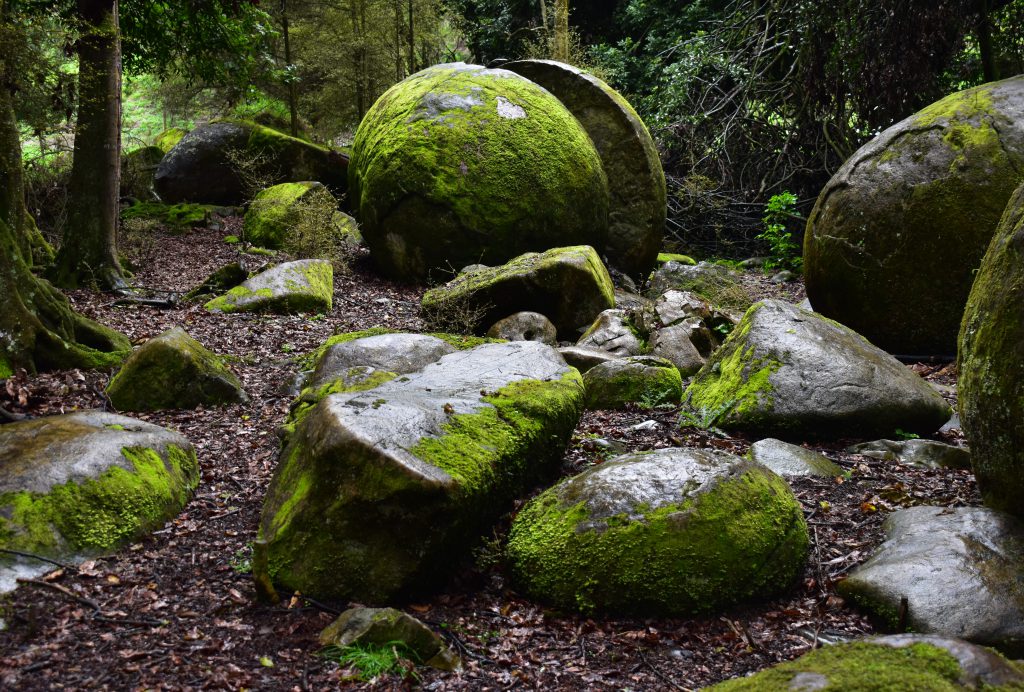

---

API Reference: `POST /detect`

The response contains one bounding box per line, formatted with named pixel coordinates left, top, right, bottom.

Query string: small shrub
left=282, top=187, right=355, bottom=272
left=419, top=293, right=493, bottom=336
left=119, top=216, right=160, bottom=268
left=758, top=191, right=803, bottom=272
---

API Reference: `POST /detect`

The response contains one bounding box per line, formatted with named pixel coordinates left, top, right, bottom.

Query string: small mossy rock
left=804, top=76, right=1024, bottom=355
left=106, top=328, right=246, bottom=411
left=205, top=259, right=333, bottom=314
left=683, top=300, right=950, bottom=439
left=421, top=245, right=615, bottom=339
left=707, top=634, right=1024, bottom=691
left=254, top=341, right=584, bottom=602
left=243, top=181, right=328, bottom=249
left=846, top=439, right=971, bottom=469
left=153, top=127, right=187, bottom=153
left=308, top=333, right=457, bottom=391
left=120, top=146, right=164, bottom=200
left=349, top=63, right=609, bottom=281
left=657, top=252, right=696, bottom=266
left=557, top=346, right=619, bottom=374
left=583, top=356, right=682, bottom=410
left=486, top=311, right=557, bottom=345
left=577, top=309, right=645, bottom=356
left=646, top=261, right=751, bottom=310
left=959, top=181, right=1024, bottom=516
left=507, top=447, right=808, bottom=615
left=0, top=412, right=198, bottom=588
left=154, top=120, right=346, bottom=206
left=503, top=59, right=666, bottom=279
left=184, top=262, right=248, bottom=301
left=839, top=507, right=1024, bottom=656
left=750, top=438, right=842, bottom=477
left=319, top=607, right=460, bottom=672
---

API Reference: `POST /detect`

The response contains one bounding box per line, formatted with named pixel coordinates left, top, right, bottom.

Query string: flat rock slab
left=839, top=506, right=1024, bottom=656
left=205, top=259, right=333, bottom=314
left=846, top=439, right=971, bottom=469
left=421, top=245, right=615, bottom=339
left=683, top=300, right=951, bottom=439
left=504, top=59, right=666, bottom=279
left=308, top=333, right=456, bottom=390
left=0, top=412, right=198, bottom=592
left=706, top=634, right=1024, bottom=690
left=255, top=341, right=584, bottom=602
left=507, top=447, right=808, bottom=615
left=557, top=346, right=619, bottom=374
left=750, top=438, right=842, bottom=477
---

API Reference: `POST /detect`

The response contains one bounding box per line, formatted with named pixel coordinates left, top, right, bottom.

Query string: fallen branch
left=0, top=548, right=74, bottom=571
left=17, top=577, right=100, bottom=611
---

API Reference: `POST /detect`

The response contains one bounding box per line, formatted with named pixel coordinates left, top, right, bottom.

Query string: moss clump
left=349, top=63, right=609, bottom=281
left=243, top=181, right=324, bottom=249
left=507, top=450, right=808, bottom=615
left=0, top=354, right=12, bottom=379
left=121, top=201, right=212, bottom=230
left=682, top=305, right=781, bottom=428
left=153, top=127, right=187, bottom=152
left=0, top=444, right=198, bottom=555
left=707, top=639, right=1023, bottom=691
left=583, top=357, right=682, bottom=410
left=657, top=252, right=696, bottom=266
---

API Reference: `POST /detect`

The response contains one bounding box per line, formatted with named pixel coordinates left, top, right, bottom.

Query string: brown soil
left=0, top=216, right=976, bottom=690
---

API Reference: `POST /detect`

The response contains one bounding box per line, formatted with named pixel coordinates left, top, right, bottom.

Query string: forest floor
left=0, top=216, right=976, bottom=691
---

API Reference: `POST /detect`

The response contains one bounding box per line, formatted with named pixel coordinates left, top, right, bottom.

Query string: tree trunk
left=978, top=0, right=999, bottom=82
left=553, top=0, right=569, bottom=62
left=51, top=0, right=124, bottom=290
left=0, top=22, right=129, bottom=376
left=407, top=0, right=415, bottom=74
left=281, top=0, right=300, bottom=137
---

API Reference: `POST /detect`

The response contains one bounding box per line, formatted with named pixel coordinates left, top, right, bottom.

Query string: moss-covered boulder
left=420, top=245, right=615, bottom=339
left=0, top=412, right=198, bottom=587
left=583, top=355, right=682, bottom=410
left=243, top=181, right=324, bottom=249
left=504, top=59, right=666, bottom=279
left=105, top=328, right=246, bottom=411
left=121, top=201, right=215, bottom=231
left=683, top=300, right=950, bottom=438
left=839, top=506, right=1024, bottom=656
left=205, top=259, right=332, bottom=314
left=254, top=341, right=584, bottom=602
left=507, top=447, right=808, bottom=615
left=349, top=62, right=609, bottom=281
left=184, top=262, right=248, bottom=301
left=707, top=635, right=1024, bottom=691
left=154, top=127, right=187, bottom=153
left=154, top=120, right=347, bottom=206
left=120, top=145, right=164, bottom=200
left=959, top=181, right=1024, bottom=516
left=804, top=76, right=1024, bottom=355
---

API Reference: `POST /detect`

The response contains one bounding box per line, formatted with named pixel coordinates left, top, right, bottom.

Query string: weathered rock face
left=503, top=59, right=666, bottom=279
left=707, top=635, right=1024, bottom=691
left=804, top=76, right=1024, bottom=355
left=485, top=312, right=557, bottom=345
left=846, top=439, right=971, bottom=470
left=348, top=63, right=609, bottom=281
left=205, top=259, right=333, bottom=314
left=683, top=300, right=950, bottom=438
left=106, top=328, right=246, bottom=411
left=255, top=341, right=584, bottom=602
left=557, top=346, right=619, bottom=373
left=0, top=412, right=198, bottom=590
left=577, top=309, right=644, bottom=356
left=308, top=333, right=457, bottom=390
left=154, top=120, right=346, bottom=206
left=959, top=182, right=1024, bottom=516
left=507, top=448, right=807, bottom=615
left=583, top=356, right=682, bottom=410
left=243, top=181, right=325, bottom=249
left=420, top=245, right=615, bottom=339
left=839, top=506, right=1024, bottom=656
left=646, top=261, right=751, bottom=311
left=750, top=438, right=843, bottom=477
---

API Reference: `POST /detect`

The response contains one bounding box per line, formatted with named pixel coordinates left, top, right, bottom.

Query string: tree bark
left=554, top=0, right=569, bottom=62
left=51, top=0, right=125, bottom=290
left=0, top=17, right=129, bottom=375
left=978, top=0, right=999, bottom=82
left=280, top=0, right=299, bottom=137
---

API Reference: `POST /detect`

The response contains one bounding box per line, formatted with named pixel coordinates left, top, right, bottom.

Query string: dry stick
left=17, top=578, right=100, bottom=611
left=0, top=548, right=74, bottom=571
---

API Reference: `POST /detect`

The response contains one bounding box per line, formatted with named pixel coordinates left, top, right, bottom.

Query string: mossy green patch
left=583, top=358, right=682, bottom=410
left=283, top=368, right=399, bottom=441
left=243, top=182, right=323, bottom=249
left=122, top=201, right=213, bottom=231
left=0, top=444, right=198, bottom=556
left=0, top=354, right=12, bottom=380
left=657, top=252, right=696, bottom=266
left=154, top=127, right=187, bottom=152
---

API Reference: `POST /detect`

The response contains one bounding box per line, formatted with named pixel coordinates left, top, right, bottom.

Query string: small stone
left=486, top=312, right=558, bottom=345
left=750, top=438, right=842, bottom=477
left=319, top=607, right=460, bottom=671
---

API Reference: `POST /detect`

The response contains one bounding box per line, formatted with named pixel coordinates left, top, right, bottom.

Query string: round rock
left=486, top=311, right=557, bottom=345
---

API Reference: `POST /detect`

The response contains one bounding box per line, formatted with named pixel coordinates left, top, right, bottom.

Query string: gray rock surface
left=205, top=259, right=333, bottom=314
left=750, top=438, right=843, bottom=477
left=846, top=439, right=971, bottom=469
left=486, top=311, right=557, bottom=345
left=504, top=59, right=666, bottom=279
left=683, top=300, right=951, bottom=438
left=839, top=506, right=1024, bottom=655
left=255, top=341, right=584, bottom=602
left=583, top=356, right=682, bottom=410
left=577, top=309, right=644, bottom=356
left=557, top=346, right=619, bottom=373
left=650, top=320, right=711, bottom=376
left=308, top=333, right=455, bottom=390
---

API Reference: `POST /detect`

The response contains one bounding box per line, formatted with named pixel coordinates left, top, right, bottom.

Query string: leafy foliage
left=321, top=641, right=421, bottom=682
left=757, top=192, right=802, bottom=272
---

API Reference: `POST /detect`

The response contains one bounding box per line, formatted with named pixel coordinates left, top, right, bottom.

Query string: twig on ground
left=0, top=548, right=75, bottom=571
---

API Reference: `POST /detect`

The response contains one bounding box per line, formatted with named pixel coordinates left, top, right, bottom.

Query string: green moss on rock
left=583, top=356, right=683, bottom=410
left=349, top=63, right=609, bottom=281
left=121, top=201, right=213, bottom=230
left=154, top=127, right=187, bottom=153
left=204, top=259, right=333, bottom=314
left=243, top=182, right=324, bottom=249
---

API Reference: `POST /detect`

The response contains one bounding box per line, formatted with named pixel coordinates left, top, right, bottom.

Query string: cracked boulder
left=254, top=341, right=584, bottom=602
left=577, top=309, right=644, bottom=356
left=839, top=506, right=1024, bottom=656
left=507, top=448, right=808, bottom=615
left=205, top=259, right=333, bottom=314
left=804, top=76, right=1024, bottom=355
left=682, top=300, right=950, bottom=438
left=0, top=412, right=198, bottom=591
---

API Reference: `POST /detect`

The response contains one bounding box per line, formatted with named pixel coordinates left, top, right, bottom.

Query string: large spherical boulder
left=958, top=182, right=1024, bottom=517
left=349, top=62, right=609, bottom=282
left=804, top=76, right=1024, bottom=355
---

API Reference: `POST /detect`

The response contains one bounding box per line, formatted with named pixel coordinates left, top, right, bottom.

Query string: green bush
left=757, top=191, right=803, bottom=272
